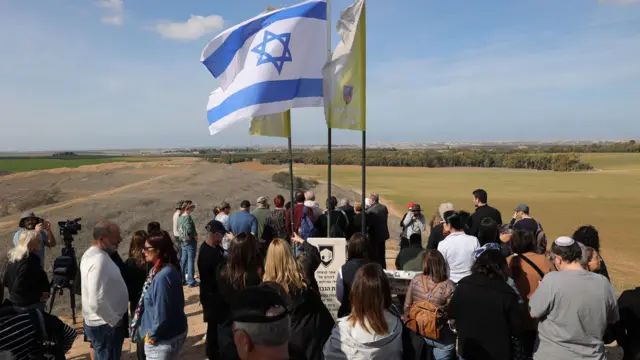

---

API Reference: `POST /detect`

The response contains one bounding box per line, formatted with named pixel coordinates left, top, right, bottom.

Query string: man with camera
left=12, top=211, right=56, bottom=267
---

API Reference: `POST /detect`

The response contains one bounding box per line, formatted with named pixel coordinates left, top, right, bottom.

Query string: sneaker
left=188, top=281, right=200, bottom=288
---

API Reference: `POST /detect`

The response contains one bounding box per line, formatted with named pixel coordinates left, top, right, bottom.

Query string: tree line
left=207, top=149, right=594, bottom=172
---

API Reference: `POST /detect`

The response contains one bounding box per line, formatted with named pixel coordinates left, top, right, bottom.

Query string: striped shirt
left=0, top=309, right=76, bottom=360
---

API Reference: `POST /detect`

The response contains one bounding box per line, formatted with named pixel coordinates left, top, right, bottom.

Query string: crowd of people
left=0, top=189, right=639, bottom=360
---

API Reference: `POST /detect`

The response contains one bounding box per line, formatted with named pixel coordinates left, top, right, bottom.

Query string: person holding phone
left=13, top=211, right=56, bottom=268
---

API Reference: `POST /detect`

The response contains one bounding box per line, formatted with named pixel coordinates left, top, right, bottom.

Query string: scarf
left=129, top=263, right=159, bottom=342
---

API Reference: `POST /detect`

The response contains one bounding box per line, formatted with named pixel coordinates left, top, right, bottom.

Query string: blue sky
left=1, top=0, right=639, bottom=151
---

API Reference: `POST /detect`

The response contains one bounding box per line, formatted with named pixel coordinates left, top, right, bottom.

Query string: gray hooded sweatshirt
left=323, top=310, right=403, bottom=360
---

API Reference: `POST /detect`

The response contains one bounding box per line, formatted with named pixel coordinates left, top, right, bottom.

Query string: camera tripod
left=48, top=237, right=79, bottom=324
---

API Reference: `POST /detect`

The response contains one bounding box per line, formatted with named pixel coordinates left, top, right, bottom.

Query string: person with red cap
left=399, top=203, right=425, bottom=249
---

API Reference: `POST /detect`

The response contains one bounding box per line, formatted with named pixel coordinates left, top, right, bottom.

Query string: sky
left=1, top=0, right=639, bottom=151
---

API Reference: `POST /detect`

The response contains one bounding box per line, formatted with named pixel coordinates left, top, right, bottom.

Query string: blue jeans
left=144, top=332, right=187, bottom=360
left=424, top=328, right=457, bottom=360
left=180, top=241, right=196, bottom=286
left=84, top=323, right=126, bottom=360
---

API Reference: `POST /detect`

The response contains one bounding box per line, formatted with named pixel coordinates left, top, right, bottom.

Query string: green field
left=0, top=157, right=161, bottom=173
left=281, top=153, right=640, bottom=290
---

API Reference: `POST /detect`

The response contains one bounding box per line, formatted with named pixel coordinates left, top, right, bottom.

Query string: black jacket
left=426, top=224, right=445, bottom=250
left=615, top=287, right=640, bottom=360
left=469, top=205, right=503, bottom=237
left=395, top=243, right=424, bottom=271
left=216, top=266, right=262, bottom=359
left=351, top=212, right=368, bottom=238
left=298, top=241, right=321, bottom=292
left=366, top=203, right=390, bottom=243
left=286, top=286, right=335, bottom=360
left=449, top=273, right=526, bottom=360
left=315, top=210, right=349, bottom=238
left=198, top=242, right=226, bottom=323
left=3, top=253, right=50, bottom=308
left=124, top=258, right=152, bottom=313
left=337, top=258, right=369, bottom=318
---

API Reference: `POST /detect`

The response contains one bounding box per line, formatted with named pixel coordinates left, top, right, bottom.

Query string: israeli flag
left=201, top=0, right=327, bottom=135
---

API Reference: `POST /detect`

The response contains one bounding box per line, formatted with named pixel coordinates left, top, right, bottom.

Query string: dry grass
left=259, top=153, right=640, bottom=291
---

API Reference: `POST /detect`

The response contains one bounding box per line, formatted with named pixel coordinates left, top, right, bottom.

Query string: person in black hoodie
left=469, top=189, right=503, bottom=237
left=198, top=220, right=228, bottom=360
left=124, top=230, right=152, bottom=360
left=449, top=245, right=526, bottom=360
left=3, top=230, right=49, bottom=309
left=335, top=232, right=370, bottom=318
left=216, top=232, right=263, bottom=360
left=262, top=238, right=334, bottom=360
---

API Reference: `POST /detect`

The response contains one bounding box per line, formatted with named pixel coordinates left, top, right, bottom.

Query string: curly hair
left=471, top=249, right=507, bottom=281
left=572, top=225, right=600, bottom=252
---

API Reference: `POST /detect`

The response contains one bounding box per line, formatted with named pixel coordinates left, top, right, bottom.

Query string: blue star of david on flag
left=251, top=31, right=293, bottom=74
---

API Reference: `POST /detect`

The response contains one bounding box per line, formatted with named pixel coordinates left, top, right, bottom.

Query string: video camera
left=58, top=218, right=82, bottom=238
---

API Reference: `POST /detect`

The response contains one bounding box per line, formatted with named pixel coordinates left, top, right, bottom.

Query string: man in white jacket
left=81, top=221, right=128, bottom=360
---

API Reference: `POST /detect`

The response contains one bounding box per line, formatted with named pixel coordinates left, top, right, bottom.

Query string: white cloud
left=98, top=0, right=124, bottom=26
left=154, top=15, right=224, bottom=41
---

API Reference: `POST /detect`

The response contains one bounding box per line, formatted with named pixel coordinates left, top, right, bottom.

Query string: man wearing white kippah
left=529, top=236, right=619, bottom=360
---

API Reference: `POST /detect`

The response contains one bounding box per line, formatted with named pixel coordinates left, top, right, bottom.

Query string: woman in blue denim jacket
left=131, top=230, right=188, bottom=360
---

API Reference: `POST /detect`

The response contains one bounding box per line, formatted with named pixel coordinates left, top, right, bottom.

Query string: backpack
left=327, top=210, right=349, bottom=238
left=298, top=209, right=316, bottom=240
left=534, top=222, right=547, bottom=254
left=404, top=276, right=444, bottom=339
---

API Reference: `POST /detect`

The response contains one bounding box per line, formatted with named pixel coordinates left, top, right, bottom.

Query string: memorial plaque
left=307, top=238, right=347, bottom=319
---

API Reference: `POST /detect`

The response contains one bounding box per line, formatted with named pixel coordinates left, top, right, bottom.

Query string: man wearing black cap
left=227, top=284, right=291, bottom=360
left=197, top=220, right=227, bottom=360
left=510, top=204, right=546, bottom=254
left=13, top=211, right=56, bottom=267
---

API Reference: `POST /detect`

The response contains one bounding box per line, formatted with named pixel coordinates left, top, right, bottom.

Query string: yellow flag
left=323, top=0, right=366, bottom=131
left=249, top=111, right=291, bottom=138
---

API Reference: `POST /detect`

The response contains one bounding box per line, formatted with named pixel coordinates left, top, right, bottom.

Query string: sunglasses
left=143, top=246, right=155, bottom=252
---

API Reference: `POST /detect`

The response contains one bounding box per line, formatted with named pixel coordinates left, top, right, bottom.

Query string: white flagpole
left=326, top=0, right=333, bottom=237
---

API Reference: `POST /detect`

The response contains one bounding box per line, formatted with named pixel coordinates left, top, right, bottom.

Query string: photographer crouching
left=12, top=211, right=56, bottom=268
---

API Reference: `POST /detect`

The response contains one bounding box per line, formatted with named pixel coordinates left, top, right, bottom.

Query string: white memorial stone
left=307, top=237, right=347, bottom=320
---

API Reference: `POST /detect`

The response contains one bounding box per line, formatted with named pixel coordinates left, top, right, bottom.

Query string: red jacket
left=285, top=203, right=315, bottom=237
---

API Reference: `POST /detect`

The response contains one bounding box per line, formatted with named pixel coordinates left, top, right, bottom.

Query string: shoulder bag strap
left=517, top=253, right=545, bottom=279
left=421, top=275, right=442, bottom=297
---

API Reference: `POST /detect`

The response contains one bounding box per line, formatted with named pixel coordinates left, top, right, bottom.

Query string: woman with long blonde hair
left=263, top=238, right=334, bottom=360
left=263, top=238, right=306, bottom=292
left=3, top=230, right=50, bottom=309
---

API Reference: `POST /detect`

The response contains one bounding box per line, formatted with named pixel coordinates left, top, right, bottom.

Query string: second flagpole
left=326, top=0, right=332, bottom=238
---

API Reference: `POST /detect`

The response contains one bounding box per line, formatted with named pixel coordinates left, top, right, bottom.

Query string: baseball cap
left=408, top=202, right=415, bottom=210
left=514, top=204, right=530, bottom=213
left=205, top=220, right=226, bottom=234
left=256, top=196, right=269, bottom=205
left=410, top=204, right=421, bottom=212
left=230, top=283, right=288, bottom=323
